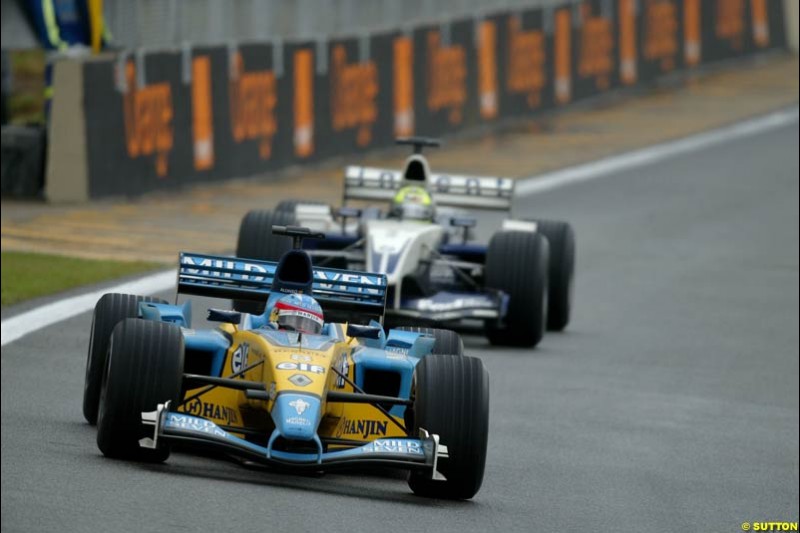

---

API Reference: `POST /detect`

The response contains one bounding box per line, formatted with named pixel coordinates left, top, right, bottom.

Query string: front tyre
left=83, top=293, right=167, bottom=425
left=484, top=230, right=549, bottom=347
left=96, top=319, right=184, bottom=462
left=528, top=219, right=575, bottom=331
left=408, top=354, right=489, bottom=500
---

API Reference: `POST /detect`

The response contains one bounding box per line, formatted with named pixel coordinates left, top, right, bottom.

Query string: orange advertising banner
left=229, top=52, right=277, bottom=160
left=329, top=44, right=378, bottom=147
left=77, top=2, right=787, bottom=199
left=478, top=20, right=498, bottom=119
left=293, top=49, right=314, bottom=158
left=642, top=0, right=679, bottom=73
left=393, top=36, right=414, bottom=137
left=506, top=14, right=547, bottom=109
left=122, top=61, right=173, bottom=178
left=554, top=8, right=572, bottom=105
left=191, top=55, right=214, bottom=171
left=751, top=0, right=770, bottom=47
left=576, top=3, right=614, bottom=92
left=425, top=29, right=467, bottom=125
left=619, top=0, right=638, bottom=84
left=684, top=0, right=702, bottom=65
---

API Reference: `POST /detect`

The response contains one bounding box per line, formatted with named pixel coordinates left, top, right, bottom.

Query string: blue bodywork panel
left=162, top=413, right=428, bottom=465
left=181, top=328, right=231, bottom=378
left=349, top=322, right=434, bottom=417
left=270, top=393, right=322, bottom=441
left=438, top=242, right=487, bottom=261
left=139, top=301, right=192, bottom=328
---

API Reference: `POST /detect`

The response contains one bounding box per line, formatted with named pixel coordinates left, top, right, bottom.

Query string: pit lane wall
left=46, top=0, right=788, bottom=201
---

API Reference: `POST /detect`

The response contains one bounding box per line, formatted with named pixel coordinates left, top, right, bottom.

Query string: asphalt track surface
left=2, top=122, right=798, bottom=532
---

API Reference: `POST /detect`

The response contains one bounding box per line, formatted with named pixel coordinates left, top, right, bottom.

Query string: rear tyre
left=274, top=199, right=324, bottom=216
left=234, top=208, right=296, bottom=314
left=484, top=231, right=549, bottom=347
left=528, top=219, right=575, bottom=331
left=236, top=208, right=295, bottom=263
left=96, top=319, right=184, bottom=462
left=396, top=326, right=464, bottom=356
left=276, top=199, right=346, bottom=268
left=83, top=293, right=167, bottom=425
left=407, top=354, right=489, bottom=500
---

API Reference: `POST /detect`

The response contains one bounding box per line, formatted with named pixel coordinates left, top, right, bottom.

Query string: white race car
left=235, top=138, right=575, bottom=348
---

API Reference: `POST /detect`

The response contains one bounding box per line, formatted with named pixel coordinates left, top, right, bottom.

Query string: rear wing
left=344, top=165, right=515, bottom=211
left=178, top=252, right=387, bottom=322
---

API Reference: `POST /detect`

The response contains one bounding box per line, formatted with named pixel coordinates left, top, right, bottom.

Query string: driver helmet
left=269, top=293, right=324, bottom=334
left=390, top=186, right=435, bottom=222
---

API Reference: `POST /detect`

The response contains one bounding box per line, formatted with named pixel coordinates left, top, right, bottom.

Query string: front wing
left=391, top=290, right=508, bottom=322
left=140, top=404, right=448, bottom=478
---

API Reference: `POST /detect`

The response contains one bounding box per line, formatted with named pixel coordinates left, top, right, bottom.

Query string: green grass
left=1, top=251, right=162, bottom=307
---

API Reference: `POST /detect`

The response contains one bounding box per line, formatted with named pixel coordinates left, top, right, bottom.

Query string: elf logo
left=276, top=362, right=325, bottom=374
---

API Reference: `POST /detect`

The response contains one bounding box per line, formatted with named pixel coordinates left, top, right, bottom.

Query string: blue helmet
left=269, top=293, right=324, bottom=334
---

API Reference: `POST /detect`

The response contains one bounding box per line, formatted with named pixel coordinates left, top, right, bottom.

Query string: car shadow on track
left=70, top=426, right=475, bottom=507
left=132, top=454, right=476, bottom=507
left=460, top=331, right=579, bottom=358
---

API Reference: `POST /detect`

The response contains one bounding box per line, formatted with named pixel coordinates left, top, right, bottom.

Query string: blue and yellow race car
left=82, top=226, right=489, bottom=500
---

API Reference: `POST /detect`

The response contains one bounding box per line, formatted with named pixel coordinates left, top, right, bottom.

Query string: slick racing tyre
left=407, top=354, right=489, bottom=500
left=484, top=230, right=549, bottom=347
left=97, top=319, right=184, bottom=462
left=527, top=218, right=575, bottom=331
left=83, top=293, right=167, bottom=425
left=236, top=208, right=295, bottom=264
left=274, top=199, right=324, bottom=217
left=396, top=326, right=464, bottom=356
left=275, top=199, right=346, bottom=268
left=234, top=208, right=296, bottom=314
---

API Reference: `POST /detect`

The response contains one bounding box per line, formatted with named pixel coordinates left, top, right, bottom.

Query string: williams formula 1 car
left=235, top=137, right=575, bottom=348
left=82, top=226, right=489, bottom=500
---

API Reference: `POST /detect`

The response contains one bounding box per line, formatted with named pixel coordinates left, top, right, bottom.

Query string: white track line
left=2, top=106, right=797, bottom=347
left=1, top=269, right=177, bottom=347
left=517, top=106, right=799, bottom=195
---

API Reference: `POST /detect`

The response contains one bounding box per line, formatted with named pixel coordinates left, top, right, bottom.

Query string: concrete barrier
left=785, top=0, right=799, bottom=53
left=45, top=59, right=89, bottom=202
left=45, top=0, right=789, bottom=201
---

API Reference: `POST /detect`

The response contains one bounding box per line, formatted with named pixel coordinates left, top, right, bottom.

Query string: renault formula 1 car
left=82, top=226, right=489, bottom=500
left=235, top=137, right=575, bottom=348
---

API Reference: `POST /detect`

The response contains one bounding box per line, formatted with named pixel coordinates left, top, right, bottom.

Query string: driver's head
left=390, top=186, right=435, bottom=222
left=269, top=293, right=324, bottom=334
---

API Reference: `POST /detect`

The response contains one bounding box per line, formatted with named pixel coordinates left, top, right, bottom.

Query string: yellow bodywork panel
left=176, top=325, right=406, bottom=444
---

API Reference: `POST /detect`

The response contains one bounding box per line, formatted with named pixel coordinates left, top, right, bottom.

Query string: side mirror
left=337, top=207, right=362, bottom=219
left=451, top=216, right=477, bottom=244
left=272, top=225, right=326, bottom=249
left=346, top=323, right=383, bottom=339
left=207, top=308, right=242, bottom=324
left=450, top=216, right=476, bottom=228
left=337, top=207, right=362, bottom=233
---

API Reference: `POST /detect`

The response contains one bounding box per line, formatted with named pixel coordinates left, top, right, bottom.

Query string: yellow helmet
left=390, top=186, right=435, bottom=221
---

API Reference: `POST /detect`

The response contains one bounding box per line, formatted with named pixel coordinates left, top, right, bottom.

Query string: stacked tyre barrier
left=48, top=0, right=788, bottom=200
